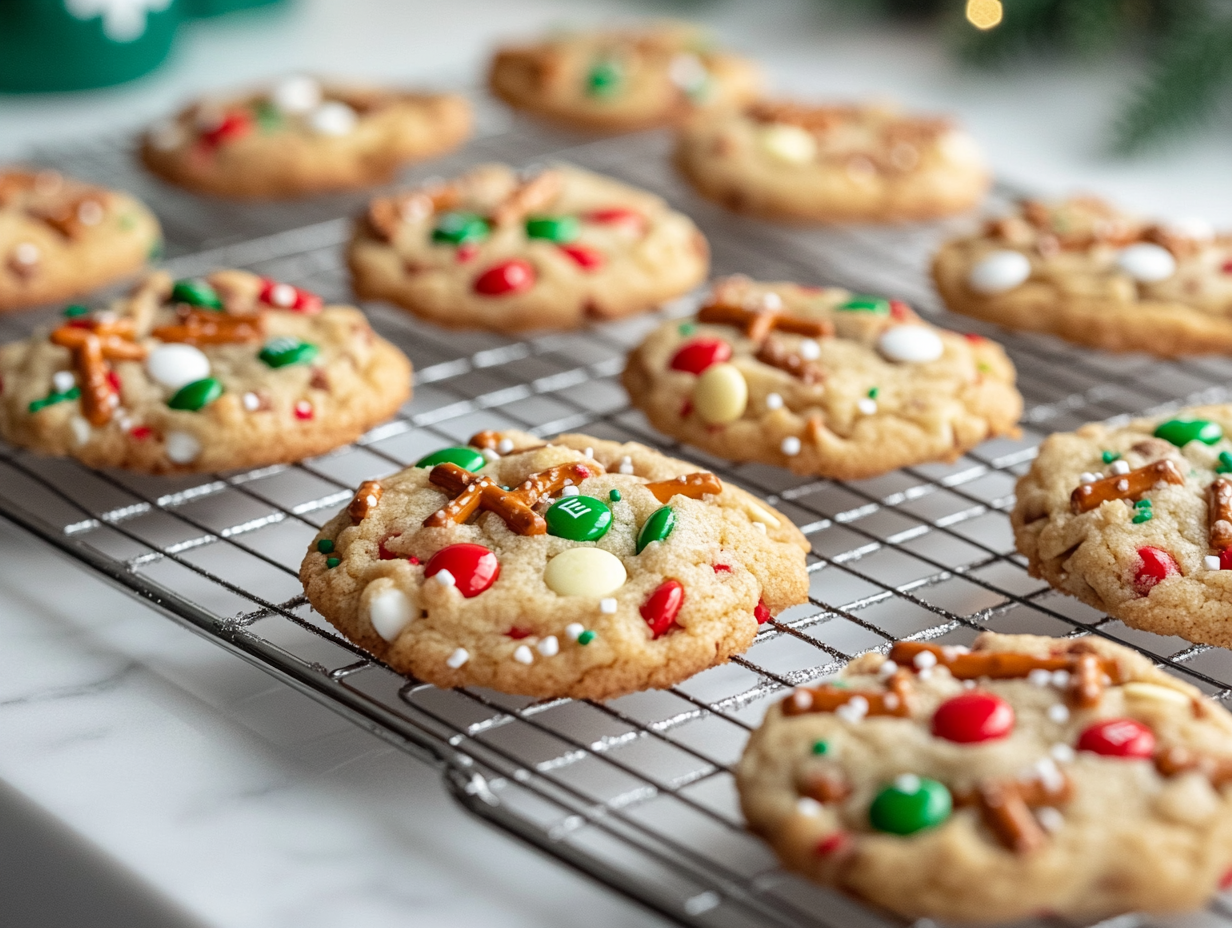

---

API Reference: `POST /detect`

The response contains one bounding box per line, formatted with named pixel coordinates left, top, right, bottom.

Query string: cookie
left=347, top=163, right=709, bottom=332
left=933, top=196, right=1232, bottom=356
left=1011, top=405, right=1232, bottom=648
left=488, top=22, right=762, bottom=134
left=0, top=168, right=161, bottom=312
left=300, top=429, right=810, bottom=701
left=622, top=276, right=1022, bottom=480
left=140, top=75, right=471, bottom=199
left=738, top=631, right=1232, bottom=922
left=0, top=269, right=411, bottom=474
left=674, top=100, right=989, bottom=223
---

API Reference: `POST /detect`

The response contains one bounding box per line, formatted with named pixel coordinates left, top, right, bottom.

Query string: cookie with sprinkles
left=738, top=631, right=1232, bottom=922
left=0, top=168, right=161, bottom=312
left=347, top=162, right=709, bottom=332
left=674, top=100, right=989, bottom=223
left=1013, top=405, right=1232, bottom=648
left=140, top=75, right=471, bottom=200
left=487, top=22, right=762, bottom=134
left=622, top=276, right=1022, bottom=480
left=0, top=269, right=410, bottom=473
left=300, top=429, right=809, bottom=700
left=933, top=196, right=1232, bottom=356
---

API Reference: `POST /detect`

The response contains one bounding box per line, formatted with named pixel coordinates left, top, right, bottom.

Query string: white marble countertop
left=3, top=1, right=1232, bottom=926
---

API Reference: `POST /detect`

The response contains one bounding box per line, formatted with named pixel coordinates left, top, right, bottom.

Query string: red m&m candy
left=1077, top=718, right=1155, bottom=758
left=559, top=244, right=605, bottom=271
left=585, top=207, right=645, bottom=232
left=641, top=579, right=684, bottom=638
left=259, top=278, right=322, bottom=313
left=425, top=543, right=500, bottom=598
left=1134, top=546, right=1179, bottom=596
left=931, top=692, right=1015, bottom=743
left=669, top=338, right=732, bottom=375
left=473, top=259, right=536, bottom=296
left=200, top=111, right=253, bottom=148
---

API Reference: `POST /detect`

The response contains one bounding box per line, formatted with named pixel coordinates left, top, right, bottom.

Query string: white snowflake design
left=64, top=0, right=172, bottom=42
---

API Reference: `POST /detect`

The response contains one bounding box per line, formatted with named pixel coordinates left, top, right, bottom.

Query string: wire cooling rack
left=7, top=99, right=1232, bottom=928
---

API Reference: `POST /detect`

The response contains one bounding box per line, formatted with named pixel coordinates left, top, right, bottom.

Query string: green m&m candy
left=546, top=495, right=612, bottom=541
left=525, top=215, right=580, bottom=244
left=168, top=377, right=223, bottom=411
left=636, top=505, right=676, bottom=554
left=259, top=337, right=320, bottom=369
left=868, top=775, right=952, bottom=835
left=586, top=60, right=622, bottom=96
left=1153, top=418, right=1223, bottom=447
left=838, top=296, right=890, bottom=315
left=416, top=446, right=486, bottom=472
left=170, top=278, right=223, bottom=310
left=432, top=212, right=490, bottom=245
left=62, top=304, right=89, bottom=319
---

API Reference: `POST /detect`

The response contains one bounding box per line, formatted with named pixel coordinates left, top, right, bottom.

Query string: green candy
left=326, top=557, right=341, bottom=569
left=1218, top=451, right=1232, bottom=474
left=148, top=239, right=165, bottom=261
left=869, top=775, right=952, bottom=836
left=317, top=539, right=335, bottom=554
left=609, top=488, right=622, bottom=502
left=415, top=446, right=486, bottom=472
left=27, top=386, right=80, bottom=413
left=1101, top=450, right=1121, bottom=464
left=62, top=304, right=89, bottom=318
left=586, top=60, right=622, bottom=96
left=432, top=212, right=490, bottom=245
left=168, top=377, right=223, bottom=411
left=838, top=296, right=890, bottom=315
left=525, top=215, right=580, bottom=244
left=636, top=506, right=676, bottom=554
left=259, top=337, right=319, bottom=369
left=1132, top=510, right=1153, bottom=524
left=811, top=740, right=829, bottom=756
left=546, top=495, right=612, bottom=542
left=1154, top=418, right=1223, bottom=447
left=170, top=278, right=223, bottom=310
left=577, top=630, right=596, bottom=645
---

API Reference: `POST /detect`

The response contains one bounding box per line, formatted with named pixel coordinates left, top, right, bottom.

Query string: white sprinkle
left=791, top=689, right=814, bottom=710
left=308, top=100, right=358, bottom=136
left=1027, top=668, right=1052, bottom=687
left=164, top=430, right=201, bottom=463
left=1207, top=555, right=1223, bottom=570
left=1050, top=670, right=1070, bottom=688
left=482, top=448, right=500, bottom=462
left=368, top=588, right=415, bottom=641
left=795, top=796, right=824, bottom=817
left=1116, top=478, right=1129, bottom=492
left=271, top=74, right=322, bottom=114
left=565, top=622, right=585, bottom=642
left=1110, top=460, right=1130, bottom=475
left=365, top=494, right=377, bottom=508
left=1050, top=743, right=1076, bottom=764
left=400, top=195, right=432, bottom=223
left=761, top=292, right=783, bottom=310
left=269, top=282, right=297, bottom=307
left=561, top=485, right=580, bottom=497
left=962, top=678, right=976, bottom=689
left=537, top=636, right=559, bottom=657
left=918, top=667, right=934, bottom=681
left=432, top=568, right=457, bottom=588
left=761, top=123, right=817, bottom=165
left=798, top=339, right=821, bottom=361
left=883, top=692, right=900, bottom=710
left=1036, top=807, right=1064, bottom=834
left=913, top=651, right=938, bottom=670
left=115, top=413, right=132, bottom=431
left=242, top=392, right=261, bottom=412
left=1078, top=472, right=1097, bottom=484
left=513, top=645, right=534, bottom=665
left=497, top=438, right=514, bottom=454
left=836, top=697, right=868, bottom=724
left=765, top=392, right=784, bottom=411
left=1117, top=242, right=1176, bottom=283
left=13, top=242, right=40, bottom=265
left=967, top=250, right=1031, bottom=294
left=1034, top=758, right=1065, bottom=794
left=69, top=416, right=91, bottom=446
left=1047, top=703, right=1070, bottom=724
left=599, top=598, right=618, bottom=614
left=77, top=199, right=104, bottom=226
left=618, top=456, right=634, bottom=475
left=446, top=647, right=469, bottom=669
left=52, top=370, right=75, bottom=393
left=780, top=436, right=801, bottom=456
left=894, top=773, right=921, bottom=793
left=753, top=521, right=767, bottom=534
left=857, top=398, right=878, bottom=415
left=878, top=660, right=898, bottom=678
left=583, top=447, right=594, bottom=458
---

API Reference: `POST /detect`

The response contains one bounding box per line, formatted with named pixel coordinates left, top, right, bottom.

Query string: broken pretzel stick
left=889, top=641, right=1120, bottom=691
left=1209, top=477, right=1232, bottom=551
left=348, top=480, right=383, bottom=523
left=152, top=309, right=263, bottom=345
left=644, top=472, right=722, bottom=503
left=782, top=670, right=915, bottom=718
left=49, top=319, right=147, bottom=426
left=423, top=461, right=594, bottom=535
left=799, top=772, right=853, bottom=805
left=1070, top=459, right=1184, bottom=513
left=366, top=187, right=459, bottom=240
left=1155, top=745, right=1232, bottom=788
left=756, top=338, right=825, bottom=385
left=697, top=301, right=831, bottom=344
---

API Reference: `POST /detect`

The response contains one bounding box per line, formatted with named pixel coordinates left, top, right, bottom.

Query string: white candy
left=368, top=587, right=416, bottom=641
left=599, top=598, right=618, bottom=614
left=692, top=362, right=748, bottom=424
left=1047, top=704, right=1070, bottom=724
left=877, top=325, right=944, bottom=364
left=1117, top=243, right=1176, bottom=283
left=795, top=797, right=824, bottom=817
left=52, top=370, right=75, bottom=394
left=497, top=438, right=514, bottom=454
left=432, top=569, right=457, bottom=588
left=1206, top=555, right=1222, bottom=570
left=309, top=101, right=358, bottom=136
left=164, top=431, right=201, bottom=464
left=938, top=130, right=984, bottom=166
left=1036, top=807, right=1064, bottom=834
left=242, top=392, right=261, bottom=412
left=146, top=343, right=211, bottom=391
left=544, top=547, right=627, bottom=597
left=764, top=392, right=783, bottom=411
left=967, top=250, right=1031, bottom=294
left=513, top=645, right=534, bottom=665
left=565, top=622, right=585, bottom=641
left=1110, top=459, right=1130, bottom=475
left=446, top=648, right=469, bottom=669
left=1050, top=669, right=1070, bottom=688
left=856, top=398, right=878, bottom=415
left=537, top=636, right=559, bottom=657
left=560, top=485, right=580, bottom=497
left=761, top=123, right=817, bottom=165
left=69, top=416, right=91, bottom=446
left=12, top=242, right=40, bottom=266
left=618, top=456, right=634, bottom=475
left=797, top=339, right=821, bottom=360
left=272, top=75, right=323, bottom=114
left=1027, top=668, right=1052, bottom=687
left=780, top=436, right=801, bottom=456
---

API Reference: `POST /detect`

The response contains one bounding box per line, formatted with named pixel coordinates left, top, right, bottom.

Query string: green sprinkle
left=977, top=362, right=992, bottom=374
left=1132, top=510, right=1153, bottom=524
left=326, top=556, right=341, bottom=569
left=586, top=60, right=622, bottom=96
left=677, top=323, right=696, bottom=336
left=830, top=680, right=849, bottom=689
left=62, top=304, right=89, bottom=318
left=1217, top=451, right=1232, bottom=474
left=1101, top=451, right=1121, bottom=464
left=27, top=386, right=80, bottom=413
left=1136, top=499, right=1152, bottom=508
left=577, top=630, right=596, bottom=645
left=867, top=387, right=879, bottom=399
left=811, top=740, right=829, bottom=756
left=838, top=296, right=890, bottom=315
left=609, top=488, right=622, bottom=502
left=317, top=539, right=335, bottom=554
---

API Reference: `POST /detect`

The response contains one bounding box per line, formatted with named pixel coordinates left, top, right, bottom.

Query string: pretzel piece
left=644, top=472, right=722, bottom=503
left=889, top=641, right=1121, bottom=688
left=348, top=480, right=383, bottom=523
left=782, top=671, right=915, bottom=718
left=423, top=461, right=595, bottom=535
left=756, top=338, right=825, bottom=384
left=491, top=170, right=562, bottom=227
left=1155, top=745, right=1232, bottom=788
left=1070, top=459, right=1184, bottom=513
left=367, top=187, right=459, bottom=240
left=1209, top=478, right=1232, bottom=551
left=152, top=309, right=263, bottom=345
left=698, top=301, right=831, bottom=343
left=49, top=319, right=148, bottom=426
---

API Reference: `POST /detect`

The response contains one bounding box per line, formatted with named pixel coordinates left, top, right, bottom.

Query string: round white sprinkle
left=565, top=622, right=585, bottom=642
left=1207, top=555, right=1223, bottom=570
left=583, top=447, right=594, bottom=458
left=537, top=636, right=560, bottom=657
left=878, top=660, right=898, bottom=678
left=497, top=438, right=514, bottom=454
left=765, top=392, right=784, bottom=411
left=1036, top=806, right=1064, bottom=833
left=856, top=398, right=878, bottom=415
left=242, top=392, right=261, bottom=412
left=513, top=644, right=534, bottom=665
left=146, top=343, right=211, bottom=391
left=1078, top=472, right=1097, bottom=484
left=1050, top=670, right=1070, bottom=688
left=913, top=650, right=938, bottom=670
left=309, top=101, right=358, bottom=136
left=1110, top=459, right=1130, bottom=475
left=561, top=485, right=580, bottom=497
left=618, top=456, right=634, bottom=475
left=836, top=696, right=869, bottom=723
left=13, top=242, right=40, bottom=265
left=883, top=692, right=900, bottom=710
left=272, top=75, right=322, bottom=114
left=894, top=773, right=921, bottom=793
left=164, top=431, right=201, bottom=463
left=780, top=436, right=802, bottom=456
left=69, top=416, right=91, bottom=446
left=1117, top=243, right=1176, bottom=283
left=369, top=588, right=415, bottom=641
left=1047, top=703, right=1071, bottom=724
left=918, top=667, right=934, bottom=681
left=798, top=339, right=821, bottom=361
left=52, top=370, right=75, bottom=393
left=1034, top=758, right=1065, bottom=793
left=1050, top=743, right=1076, bottom=764
left=796, top=797, right=824, bottom=817
left=962, top=678, right=976, bottom=689
left=878, top=325, right=944, bottom=364
left=432, top=569, right=456, bottom=588
left=77, top=199, right=104, bottom=226
left=1027, top=668, right=1052, bottom=687
left=967, top=250, right=1031, bottom=294
left=1116, top=478, right=1129, bottom=492
left=446, top=647, right=469, bottom=669
left=599, top=598, right=618, bottom=615
left=760, top=292, right=783, bottom=311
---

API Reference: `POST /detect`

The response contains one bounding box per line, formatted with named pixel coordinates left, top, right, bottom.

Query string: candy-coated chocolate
left=28, top=387, right=80, bottom=413
left=838, top=296, right=890, bottom=315
left=967, top=250, right=1031, bottom=294
left=1153, top=418, right=1223, bottom=447
left=259, top=278, right=322, bottom=313
left=415, top=446, right=486, bottom=472
left=585, top=207, right=645, bottom=231
left=171, top=278, right=223, bottom=310
left=543, top=547, right=626, bottom=597
left=432, top=212, right=490, bottom=245
left=878, top=325, right=944, bottom=364
left=199, top=111, right=252, bottom=148
left=474, top=259, right=536, bottom=296
left=636, top=506, right=676, bottom=554
left=754, top=599, right=771, bottom=623
left=1117, top=243, right=1176, bottom=283
left=558, top=244, right=604, bottom=270
left=1077, top=718, right=1156, bottom=758
left=146, top=343, right=210, bottom=390
left=317, top=539, right=334, bottom=554
left=545, top=495, right=612, bottom=542
left=259, top=337, right=319, bottom=369
left=692, top=362, right=748, bottom=425
left=1134, top=546, right=1179, bottom=595
left=526, top=215, right=580, bottom=244
left=167, top=377, right=223, bottom=411
left=931, top=692, right=1015, bottom=743
left=641, top=579, right=684, bottom=638
left=669, top=338, right=731, bottom=375
left=869, top=776, right=952, bottom=835
left=368, top=587, right=415, bottom=641
left=425, top=543, right=500, bottom=598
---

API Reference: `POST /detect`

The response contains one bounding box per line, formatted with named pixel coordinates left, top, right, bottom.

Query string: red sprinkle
left=293, top=400, right=314, bottom=420
left=1220, top=866, right=1232, bottom=890
left=425, top=543, right=500, bottom=598
left=1134, top=546, right=1179, bottom=595
left=506, top=627, right=533, bottom=639
left=889, top=300, right=914, bottom=321
left=669, top=338, right=732, bottom=375
left=963, top=332, right=986, bottom=343
left=1077, top=718, right=1155, bottom=758
left=456, top=243, right=479, bottom=263
left=641, top=579, right=684, bottom=639
left=200, top=111, right=253, bottom=148
left=815, top=832, right=849, bottom=856
left=754, top=598, right=771, bottom=624
left=259, top=278, right=322, bottom=313
left=585, top=207, right=645, bottom=232
left=931, top=692, right=1015, bottom=743
left=473, top=259, right=536, bottom=296
left=559, top=244, right=605, bottom=271
left=713, top=563, right=732, bottom=573
left=129, top=425, right=153, bottom=440
left=106, top=370, right=121, bottom=394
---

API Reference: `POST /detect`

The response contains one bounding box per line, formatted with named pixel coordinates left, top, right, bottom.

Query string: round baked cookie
left=933, top=196, right=1232, bottom=356
left=674, top=100, right=989, bottom=223
left=622, top=276, right=1022, bottom=480
left=738, top=631, right=1232, bottom=922
left=347, top=162, right=709, bottom=332
left=0, top=168, right=161, bottom=312
left=0, top=270, right=411, bottom=474
left=300, top=429, right=810, bottom=701
left=140, top=76, right=471, bottom=199
left=1011, top=405, right=1232, bottom=648
left=488, top=22, right=762, bottom=134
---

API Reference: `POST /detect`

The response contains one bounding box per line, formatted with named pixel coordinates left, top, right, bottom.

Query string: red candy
left=931, top=692, right=1015, bottom=743
left=963, top=332, right=986, bottom=343
left=130, top=425, right=152, bottom=440
left=641, top=579, right=684, bottom=638
left=559, top=244, right=605, bottom=271
left=425, top=543, right=500, bottom=598
left=259, top=278, right=322, bottom=313
left=754, top=598, right=771, bottom=624
left=456, top=243, right=479, bottom=263
left=106, top=370, right=122, bottom=394
left=506, top=627, right=532, bottom=639
left=1223, top=260, right=1232, bottom=275
left=669, top=338, right=732, bottom=375
left=1134, top=546, right=1179, bottom=595
left=473, top=259, right=536, bottom=296
left=1077, top=718, right=1155, bottom=758
left=1221, top=549, right=1232, bottom=571
left=1220, top=867, right=1232, bottom=891
left=889, top=300, right=914, bottom=321
left=200, top=111, right=252, bottom=148
left=293, top=400, right=314, bottom=420
left=585, top=207, right=645, bottom=232
left=815, top=832, right=849, bottom=856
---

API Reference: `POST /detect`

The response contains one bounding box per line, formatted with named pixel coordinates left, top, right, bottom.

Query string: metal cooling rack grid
left=6, top=115, right=1232, bottom=928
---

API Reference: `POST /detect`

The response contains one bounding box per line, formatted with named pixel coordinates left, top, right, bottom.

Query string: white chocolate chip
left=482, top=448, right=500, bottom=462
left=242, top=392, right=261, bottom=412
left=795, top=796, right=824, bottom=817
left=878, top=325, right=944, bottom=364
left=1078, top=472, right=1097, bottom=484
left=537, top=636, right=559, bottom=657
left=1110, top=460, right=1130, bottom=475
left=798, top=339, right=821, bottom=361
left=744, top=500, right=781, bottom=529
left=753, top=521, right=767, bottom=534
left=780, top=436, right=801, bottom=456
left=1206, top=555, right=1222, bottom=570
left=365, top=582, right=417, bottom=642
left=146, top=343, right=211, bottom=391
left=857, top=398, right=878, bottom=415
left=692, top=362, right=748, bottom=425
left=1036, top=807, right=1064, bottom=834
left=497, top=438, right=514, bottom=454
left=560, top=485, right=580, bottom=497
left=513, top=644, right=534, bottom=665
left=618, top=456, right=634, bottom=475
left=446, top=647, right=469, bottom=669
left=761, top=123, right=817, bottom=164
left=1121, top=680, right=1192, bottom=707
left=271, top=75, right=322, bottom=114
